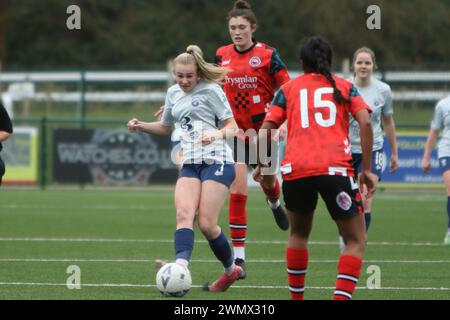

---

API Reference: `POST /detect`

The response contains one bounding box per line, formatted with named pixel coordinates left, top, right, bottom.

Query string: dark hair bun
left=234, top=0, right=251, bottom=10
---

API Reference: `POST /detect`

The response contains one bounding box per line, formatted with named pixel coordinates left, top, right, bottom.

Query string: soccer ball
left=156, top=263, right=192, bottom=297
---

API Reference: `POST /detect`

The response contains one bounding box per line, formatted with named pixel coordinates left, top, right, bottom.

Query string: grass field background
left=0, top=188, right=449, bottom=300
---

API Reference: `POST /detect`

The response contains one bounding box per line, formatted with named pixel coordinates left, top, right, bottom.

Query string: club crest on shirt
left=374, top=99, right=383, bottom=107
left=336, top=192, right=352, bottom=211
left=191, top=98, right=200, bottom=107
left=249, top=56, right=261, bottom=68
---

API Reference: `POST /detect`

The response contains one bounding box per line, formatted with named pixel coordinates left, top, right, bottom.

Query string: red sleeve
left=274, top=68, right=290, bottom=87
left=264, top=105, right=286, bottom=127
left=350, top=95, right=372, bottom=117
left=337, top=78, right=372, bottom=117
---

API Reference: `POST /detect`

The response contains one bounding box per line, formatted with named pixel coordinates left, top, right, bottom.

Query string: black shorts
left=282, top=175, right=363, bottom=220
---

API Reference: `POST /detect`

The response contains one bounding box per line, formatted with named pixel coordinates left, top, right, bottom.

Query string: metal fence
left=1, top=70, right=449, bottom=188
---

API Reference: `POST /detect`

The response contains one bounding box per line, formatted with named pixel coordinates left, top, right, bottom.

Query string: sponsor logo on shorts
left=336, top=191, right=352, bottom=211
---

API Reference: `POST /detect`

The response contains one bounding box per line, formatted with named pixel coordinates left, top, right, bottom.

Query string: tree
left=3, top=0, right=450, bottom=70
left=0, top=0, right=12, bottom=70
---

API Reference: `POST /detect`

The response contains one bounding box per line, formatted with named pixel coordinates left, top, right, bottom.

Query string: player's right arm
left=129, top=87, right=175, bottom=135
left=253, top=119, right=278, bottom=182
left=354, top=109, right=376, bottom=198
left=127, top=118, right=172, bottom=135
left=253, top=88, right=287, bottom=181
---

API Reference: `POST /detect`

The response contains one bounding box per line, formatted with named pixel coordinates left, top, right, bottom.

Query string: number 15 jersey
left=265, top=73, right=371, bottom=180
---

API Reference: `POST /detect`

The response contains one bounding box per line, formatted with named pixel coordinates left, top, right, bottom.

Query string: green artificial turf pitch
left=0, top=188, right=449, bottom=300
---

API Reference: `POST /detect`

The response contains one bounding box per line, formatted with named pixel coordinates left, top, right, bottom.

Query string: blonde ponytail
left=173, top=45, right=231, bottom=85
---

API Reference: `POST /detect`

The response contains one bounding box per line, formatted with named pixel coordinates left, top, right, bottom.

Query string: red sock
left=332, top=255, right=362, bottom=300
left=261, top=179, right=280, bottom=203
left=228, top=194, right=247, bottom=248
left=286, top=247, right=308, bottom=300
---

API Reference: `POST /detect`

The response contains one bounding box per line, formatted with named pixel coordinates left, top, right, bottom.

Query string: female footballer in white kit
left=127, top=45, right=245, bottom=292
left=341, top=47, right=398, bottom=250
left=422, top=95, right=450, bottom=245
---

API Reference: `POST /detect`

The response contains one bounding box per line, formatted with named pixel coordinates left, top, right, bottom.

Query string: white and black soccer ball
left=156, top=263, right=192, bottom=297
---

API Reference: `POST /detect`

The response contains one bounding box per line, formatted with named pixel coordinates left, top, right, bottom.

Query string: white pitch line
left=0, top=282, right=449, bottom=291
left=1, top=258, right=450, bottom=264
left=0, top=204, right=172, bottom=211
left=0, top=238, right=171, bottom=243
left=0, top=237, right=444, bottom=246
left=0, top=194, right=443, bottom=210
left=0, top=204, right=266, bottom=211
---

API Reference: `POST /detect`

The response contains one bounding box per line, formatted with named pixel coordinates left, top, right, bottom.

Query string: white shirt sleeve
left=431, top=101, right=444, bottom=131
left=382, top=85, right=394, bottom=116
left=161, top=89, right=175, bottom=127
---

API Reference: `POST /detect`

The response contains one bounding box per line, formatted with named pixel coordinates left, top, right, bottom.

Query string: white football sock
left=234, top=247, right=245, bottom=260
left=225, top=262, right=235, bottom=276
left=176, top=258, right=189, bottom=268
left=267, top=199, right=280, bottom=209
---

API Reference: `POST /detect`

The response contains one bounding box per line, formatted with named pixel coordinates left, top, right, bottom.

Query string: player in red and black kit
left=256, top=36, right=377, bottom=300
left=215, top=0, right=290, bottom=278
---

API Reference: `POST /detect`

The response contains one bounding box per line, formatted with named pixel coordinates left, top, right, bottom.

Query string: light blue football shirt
left=161, top=81, right=234, bottom=164
left=431, top=95, right=450, bottom=158
left=349, top=77, right=393, bottom=153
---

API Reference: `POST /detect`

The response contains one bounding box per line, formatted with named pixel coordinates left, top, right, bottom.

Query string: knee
left=197, top=216, right=219, bottom=240
left=288, top=231, right=308, bottom=249
left=343, top=237, right=366, bottom=257
left=230, top=185, right=247, bottom=195
left=230, top=175, right=247, bottom=195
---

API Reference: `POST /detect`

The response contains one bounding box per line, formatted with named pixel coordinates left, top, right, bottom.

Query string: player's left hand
left=154, top=106, right=165, bottom=120
left=359, top=170, right=377, bottom=199
left=390, top=154, right=398, bottom=172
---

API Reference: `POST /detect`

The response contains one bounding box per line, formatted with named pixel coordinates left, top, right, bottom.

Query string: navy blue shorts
left=352, top=149, right=384, bottom=180
left=179, top=162, right=236, bottom=188
left=439, top=157, right=450, bottom=174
